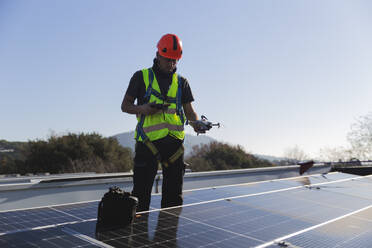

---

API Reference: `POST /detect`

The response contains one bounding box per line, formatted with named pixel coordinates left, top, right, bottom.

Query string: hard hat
left=157, top=34, right=183, bottom=60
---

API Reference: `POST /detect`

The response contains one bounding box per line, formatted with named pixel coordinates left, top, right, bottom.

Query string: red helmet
left=157, top=34, right=183, bottom=60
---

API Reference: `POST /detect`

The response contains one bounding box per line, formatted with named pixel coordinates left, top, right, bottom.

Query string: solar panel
left=0, top=202, right=98, bottom=234
left=0, top=173, right=333, bottom=234
left=1, top=172, right=372, bottom=247
left=0, top=226, right=102, bottom=248
left=263, top=205, right=372, bottom=248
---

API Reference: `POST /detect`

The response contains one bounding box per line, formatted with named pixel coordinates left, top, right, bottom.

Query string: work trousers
left=132, top=135, right=185, bottom=212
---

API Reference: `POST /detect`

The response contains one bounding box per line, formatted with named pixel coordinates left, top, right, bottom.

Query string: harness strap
left=144, top=139, right=162, bottom=162
left=150, top=89, right=165, bottom=101
left=135, top=114, right=146, bottom=140
left=163, top=145, right=184, bottom=168
left=166, top=97, right=176, bottom=103
left=176, top=75, right=184, bottom=124
left=142, top=142, right=184, bottom=168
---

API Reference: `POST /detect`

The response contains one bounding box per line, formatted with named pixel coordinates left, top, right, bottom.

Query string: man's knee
left=132, top=161, right=157, bottom=212
left=161, top=193, right=183, bottom=208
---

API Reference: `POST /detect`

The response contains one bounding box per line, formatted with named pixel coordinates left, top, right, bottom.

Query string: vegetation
left=0, top=140, right=29, bottom=174
left=1, top=136, right=275, bottom=175
left=186, top=141, right=274, bottom=172
left=319, top=112, right=372, bottom=162
left=0, top=140, right=28, bottom=160
left=281, top=145, right=309, bottom=165
left=347, top=112, right=372, bottom=160
left=0, top=133, right=133, bottom=175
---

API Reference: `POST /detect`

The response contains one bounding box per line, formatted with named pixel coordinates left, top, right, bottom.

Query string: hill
left=0, top=140, right=28, bottom=161
left=254, top=154, right=288, bottom=162
left=112, top=131, right=215, bottom=157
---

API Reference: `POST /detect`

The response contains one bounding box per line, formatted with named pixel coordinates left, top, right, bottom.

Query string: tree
left=186, top=141, right=273, bottom=172
left=347, top=112, right=372, bottom=160
left=0, top=141, right=29, bottom=174
left=283, top=145, right=308, bottom=164
left=24, top=132, right=133, bottom=174
left=317, top=112, right=372, bottom=162
left=318, top=146, right=353, bottom=162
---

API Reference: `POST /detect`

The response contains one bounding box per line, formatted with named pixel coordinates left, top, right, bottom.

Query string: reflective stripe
left=143, top=123, right=184, bottom=133
left=136, top=108, right=176, bottom=119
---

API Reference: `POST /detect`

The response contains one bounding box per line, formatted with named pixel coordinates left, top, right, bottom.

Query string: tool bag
left=96, top=186, right=138, bottom=232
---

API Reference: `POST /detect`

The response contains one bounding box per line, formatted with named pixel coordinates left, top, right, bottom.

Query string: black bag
left=96, top=186, right=138, bottom=232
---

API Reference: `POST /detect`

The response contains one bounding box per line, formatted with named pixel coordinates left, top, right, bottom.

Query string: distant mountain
left=113, top=131, right=137, bottom=151
left=112, top=131, right=215, bottom=157
left=183, top=133, right=216, bottom=156
left=254, top=154, right=288, bottom=162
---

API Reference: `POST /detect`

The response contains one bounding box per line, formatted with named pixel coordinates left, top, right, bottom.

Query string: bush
left=186, top=141, right=273, bottom=172
left=23, top=132, right=133, bottom=174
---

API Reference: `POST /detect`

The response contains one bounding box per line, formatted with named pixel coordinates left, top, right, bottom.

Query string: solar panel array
left=1, top=172, right=372, bottom=247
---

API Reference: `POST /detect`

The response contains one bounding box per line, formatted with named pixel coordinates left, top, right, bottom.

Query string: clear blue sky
left=1, top=0, right=372, bottom=157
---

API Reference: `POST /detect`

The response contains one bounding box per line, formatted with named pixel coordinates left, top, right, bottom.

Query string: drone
left=188, top=115, right=221, bottom=135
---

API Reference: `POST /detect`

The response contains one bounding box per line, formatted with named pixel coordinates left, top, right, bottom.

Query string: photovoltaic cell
left=0, top=207, right=80, bottom=233
left=91, top=209, right=264, bottom=248
left=313, top=179, right=372, bottom=201
left=279, top=207, right=372, bottom=248
left=0, top=201, right=99, bottom=234
left=0, top=226, right=101, bottom=248
left=1, top=172, right=372, bottom=247
left=52, top=201, right=99, bottom=220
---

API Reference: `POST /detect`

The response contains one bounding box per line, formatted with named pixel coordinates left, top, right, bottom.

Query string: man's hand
left=139, top=103, right=162, bottom=115
left=188, top=116, right=220, bottom=135
left=190, top=121, right=207, bottom=134
left=122, top=94, right=161, bottom=116
left=183, top=102, right=205, bottom=134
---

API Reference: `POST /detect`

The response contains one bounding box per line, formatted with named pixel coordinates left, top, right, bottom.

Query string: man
left=121, top=33, right=201, bottom=211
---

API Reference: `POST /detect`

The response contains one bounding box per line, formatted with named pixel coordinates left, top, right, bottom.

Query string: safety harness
left=135, top=68, right=185, bottom=167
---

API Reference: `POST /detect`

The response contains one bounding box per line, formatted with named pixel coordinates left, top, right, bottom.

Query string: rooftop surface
left=2, top=165, right=372, bottom=247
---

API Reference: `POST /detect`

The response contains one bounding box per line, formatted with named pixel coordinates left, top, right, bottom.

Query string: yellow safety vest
left=135, top=68, right=186, bottom=142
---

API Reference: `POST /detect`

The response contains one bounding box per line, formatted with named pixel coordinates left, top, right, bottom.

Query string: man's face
left=157, top=54, right=178, bottom=73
